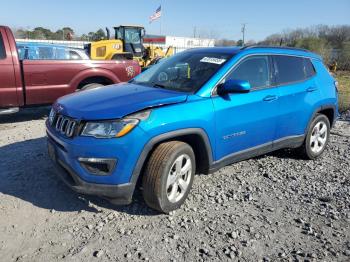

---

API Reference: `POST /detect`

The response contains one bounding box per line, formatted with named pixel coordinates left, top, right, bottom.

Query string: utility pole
left=241, top=23, right=246, bottom=46
left=193, top=26, right=197, bottom=38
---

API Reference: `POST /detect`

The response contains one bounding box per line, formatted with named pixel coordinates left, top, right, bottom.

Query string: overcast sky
left=2, top=0, right=350, bottom=40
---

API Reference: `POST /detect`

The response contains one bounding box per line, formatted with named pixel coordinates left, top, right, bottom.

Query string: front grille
left=50, top=110, right=78, bottom=138
left=55, top=115, right=77, bottom=137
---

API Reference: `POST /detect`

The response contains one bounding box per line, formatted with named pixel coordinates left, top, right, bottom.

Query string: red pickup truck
left=0, top=26, right=141, bottom=114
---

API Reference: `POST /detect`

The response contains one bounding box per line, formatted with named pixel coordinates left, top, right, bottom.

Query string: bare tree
left=260, top=24, right=350, bottom=69
left=327, top=25, right=350, bottom=48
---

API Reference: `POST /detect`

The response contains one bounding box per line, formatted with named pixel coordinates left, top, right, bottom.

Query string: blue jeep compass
left=46, top=46, right=338, bottom=213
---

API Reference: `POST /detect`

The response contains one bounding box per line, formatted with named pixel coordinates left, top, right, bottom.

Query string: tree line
left=14, top=27, right=107, bottom=41
left=216, top=25, right=350, bottom=70
left=260, top=25, right=350, bottom=70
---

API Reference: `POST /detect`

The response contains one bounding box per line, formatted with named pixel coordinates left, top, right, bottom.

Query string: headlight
left=48, top=108, right=56, bottom=125
left=81, top=119, right=139, bottom=138
left=81, top=110, right=150, bottom=138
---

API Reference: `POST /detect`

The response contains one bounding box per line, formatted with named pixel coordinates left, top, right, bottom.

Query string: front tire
left=142, top=141, right=195, bottom=213
left=79, top=83, right=104, bottom=91
left=299, top=114, right=330, bottom=160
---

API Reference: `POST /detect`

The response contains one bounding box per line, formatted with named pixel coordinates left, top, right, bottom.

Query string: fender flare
left=305, top=104, right=337, bottom=134
left=129, top=128, right=214, bottom=186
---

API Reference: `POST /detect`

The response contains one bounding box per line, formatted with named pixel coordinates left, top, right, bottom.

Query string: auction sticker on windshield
left=200, top=57, right=226, bottom=64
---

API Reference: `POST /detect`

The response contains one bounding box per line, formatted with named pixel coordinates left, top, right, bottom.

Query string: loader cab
left=114, top=25, right=145, bottom=58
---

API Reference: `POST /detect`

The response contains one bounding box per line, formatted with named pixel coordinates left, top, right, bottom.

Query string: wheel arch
left=318, top=106, right=336, bottom=128
left=305, top=104, right=337, bottom=134
left=77, top=76, right=114, bottom=89
left=69, top=68, right=120, bottom=91
left=130, top=128, right=214, bottom=187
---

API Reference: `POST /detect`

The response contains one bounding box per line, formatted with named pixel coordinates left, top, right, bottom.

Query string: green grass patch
left=335, top=71, right=350, bottom=112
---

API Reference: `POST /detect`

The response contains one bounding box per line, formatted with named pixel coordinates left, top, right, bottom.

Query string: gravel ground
left=0, top=107, right=349, bottom=262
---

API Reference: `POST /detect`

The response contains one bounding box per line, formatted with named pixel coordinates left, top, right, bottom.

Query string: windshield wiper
left=153, top=83, right=166, bottom=89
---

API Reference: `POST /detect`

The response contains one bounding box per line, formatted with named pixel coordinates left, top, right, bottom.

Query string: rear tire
left=298, top=114, right=330, bottom=160
left=142, top=141, right=195, bottom=213
left=79, top=83, right=104, bottom=91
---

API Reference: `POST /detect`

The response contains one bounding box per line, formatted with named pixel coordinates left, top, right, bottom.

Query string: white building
left=165, top=36, right=215, bottom=48
left=144, top=35, right=215, bottom=53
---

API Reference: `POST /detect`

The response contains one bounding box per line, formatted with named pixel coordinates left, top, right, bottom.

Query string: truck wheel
left=142, top=141, right=195, bottom=213
left=298, top=114, right=330, bottom=160
left=79, top=83, right=104, bottom=91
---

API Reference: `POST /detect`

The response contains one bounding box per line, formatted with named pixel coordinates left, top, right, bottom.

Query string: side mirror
left=218, top=79, right=251, bottom=95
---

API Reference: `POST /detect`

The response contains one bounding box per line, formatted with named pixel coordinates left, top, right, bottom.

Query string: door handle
left=263, top=95, right=278, bottom=102
left=306, top=87, right=318, bottom=92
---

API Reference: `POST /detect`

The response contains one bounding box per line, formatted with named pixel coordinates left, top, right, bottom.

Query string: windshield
left=130, top=51, right=233, bottom=93
left=124, top=28, right=141, bottom=44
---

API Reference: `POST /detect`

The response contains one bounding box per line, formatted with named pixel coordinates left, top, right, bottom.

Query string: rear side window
left=304, top=58, right=316, bottom=78
left=274, top=55, right=316, bottom=85
left=0, top=34, right=6, bottom=59
left=274, top=56, right=305, bottom=84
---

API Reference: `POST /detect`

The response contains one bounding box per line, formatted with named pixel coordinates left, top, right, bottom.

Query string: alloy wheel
left=310, top=120, right=328, bottom=154
left=166, top=154, right=192, bottom=203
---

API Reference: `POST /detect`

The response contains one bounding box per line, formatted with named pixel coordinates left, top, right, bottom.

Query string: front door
left=212, top=55, right=279, bottom=161
left=0, top=28, right=19, bottom=107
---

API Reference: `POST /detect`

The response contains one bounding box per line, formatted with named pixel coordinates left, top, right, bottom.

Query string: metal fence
left=16, top=39, right=90, bottom=49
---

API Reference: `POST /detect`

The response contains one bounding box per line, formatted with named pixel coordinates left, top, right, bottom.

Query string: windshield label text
left=200, top=57, right=226, bottom=64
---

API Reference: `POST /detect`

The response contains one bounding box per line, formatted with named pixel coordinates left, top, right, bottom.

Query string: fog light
left=78, top=157, right=117, bottom=176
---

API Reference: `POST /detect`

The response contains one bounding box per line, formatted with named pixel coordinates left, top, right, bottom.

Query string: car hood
left=55, top=83, right=188, bottom=120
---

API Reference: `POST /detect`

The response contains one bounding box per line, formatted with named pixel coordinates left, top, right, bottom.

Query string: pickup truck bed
left=0, top=26, right=141, bottom=113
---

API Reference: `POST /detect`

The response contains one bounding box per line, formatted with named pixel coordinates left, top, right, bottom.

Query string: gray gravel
left=0, top=107, right=349, bottom=262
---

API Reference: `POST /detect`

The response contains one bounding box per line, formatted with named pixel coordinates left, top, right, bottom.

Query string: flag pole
left=159, top=3, right=162, bottom=35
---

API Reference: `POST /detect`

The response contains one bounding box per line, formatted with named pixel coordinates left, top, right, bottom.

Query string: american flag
left=149, top=6, right=161, bottom=23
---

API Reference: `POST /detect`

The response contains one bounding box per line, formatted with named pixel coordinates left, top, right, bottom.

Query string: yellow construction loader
left=85, top=25, right=174, bottom=68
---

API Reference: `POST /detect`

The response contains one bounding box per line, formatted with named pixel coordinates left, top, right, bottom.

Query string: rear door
left=0, top=28, right=19, bottom=107
left=272, top=55, right=319, bottom=140
left=212, top=55, right=279, bottom=161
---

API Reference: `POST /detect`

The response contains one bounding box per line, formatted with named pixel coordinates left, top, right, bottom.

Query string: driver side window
left=226, top=55, right=271, bottom=90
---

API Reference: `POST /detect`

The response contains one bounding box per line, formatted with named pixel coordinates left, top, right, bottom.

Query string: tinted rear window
left=274, top=56, right=305, bottom=84
left=0, top=34, right=6, bottom=59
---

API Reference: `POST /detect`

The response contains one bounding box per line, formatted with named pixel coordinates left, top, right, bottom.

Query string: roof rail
left=240, top=45, right=311, bottom=53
